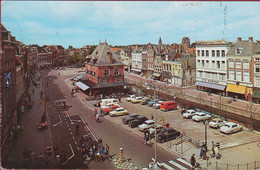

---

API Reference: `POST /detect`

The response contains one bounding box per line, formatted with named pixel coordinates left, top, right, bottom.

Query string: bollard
left=119, top=148, right=124, bottom=163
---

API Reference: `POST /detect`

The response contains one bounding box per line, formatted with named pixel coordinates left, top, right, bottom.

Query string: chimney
left=237, top=37, right=242, bottom=42
left=249, top=37, right=253, bottom=41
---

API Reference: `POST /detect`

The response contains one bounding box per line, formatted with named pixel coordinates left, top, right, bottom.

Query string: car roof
left=212, top=118, right=223, bottom=121
left=225, top=122, right=237, bottom=126
left=196, top=112, right=206, bottom=115
left=130, top=113, right=139, bottom=116
left=136, top=97, right=143, bottom=99
left=145, top=120, right=155, bottom=123
left=187, top=109, right=195, bottom=112
left=137, top=116, right=146, bottom=118
left=116, top=107, right=124, bottom=110
left=162, top=101, right=175, bottom=104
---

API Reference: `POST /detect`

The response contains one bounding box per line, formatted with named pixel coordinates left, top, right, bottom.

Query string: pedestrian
left=144, top=131, right=149, bottom=145
left=211, top=141, right=215, bottom=157
left=32, top=89, right=35, bottom=95
left=53, top=144, right=58, bottom=157
left=199, top=147, right=204, bottom=159
left=151, top=114, right=154, bottom=120
left=96, top=113, right=99, bottom=123
left=161, top=116, right=164, bottom=126
left=75, top=124, right=79, bottom=135
left=104, top=144, right=110, bottom=159
left=94, top=108, right=97, bottom=116
left=118, top=95, right=121, bottom=103
left=191, top=153, right=196, bottom=169
left=100, top=109, right=103, bottom=117
left=40, top=90, right=44, bottom=99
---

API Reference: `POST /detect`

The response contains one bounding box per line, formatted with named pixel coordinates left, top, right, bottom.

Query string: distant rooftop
left=196, top=40, right=232, bottom=45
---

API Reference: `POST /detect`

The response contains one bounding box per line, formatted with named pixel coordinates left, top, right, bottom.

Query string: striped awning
left=75, top=81, right=90, bottom=91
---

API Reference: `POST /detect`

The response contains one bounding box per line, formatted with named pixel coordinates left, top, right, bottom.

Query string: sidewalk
left=2, top=74, right=55, bottom=169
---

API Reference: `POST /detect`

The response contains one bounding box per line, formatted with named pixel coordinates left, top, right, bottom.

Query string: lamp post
left=203, top=120, right=209, bottom=149
left=145, top=81, right=158, bottom=168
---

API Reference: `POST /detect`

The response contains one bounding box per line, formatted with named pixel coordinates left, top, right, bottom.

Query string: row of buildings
left=195, top=37, right=260, bottom=103
left=1, top=24, right=68, bottom=149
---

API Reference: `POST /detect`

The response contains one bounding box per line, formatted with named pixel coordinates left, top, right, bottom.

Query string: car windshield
left=224, top=124, right=230, bottom=128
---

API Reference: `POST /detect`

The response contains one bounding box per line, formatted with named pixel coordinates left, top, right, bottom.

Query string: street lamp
left=145, top=81, right=158, bottom=168
left=203, top=120, right=209, bottom=150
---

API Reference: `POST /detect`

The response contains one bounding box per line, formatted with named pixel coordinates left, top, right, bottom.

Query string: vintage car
left=126, top=95, right=136, bottom=102
left=109, top=107, right=128, bottom=117
left=138, top=120, right=155, bottom=132
left=122, top=113, right=140, bottom=124
left=140, top=97, right=151, bottom=105
left=192, top=112, right=211, bottom=122
left=149, top=125, right=164, bottom=138
left=131, top=97, right=143, bottom=104
left=148, top=99, right=159, bottom=107
left=153, top=101, right=164, bottom=109
left=209, top=118, right=227, bottom=128
left=157, top=128, right=181, bottom=143
left=220, top=122, right=243, bottom=134
left=101, top=105, right=121, bottom=115
left=183, top=109, right=198, bottom=119
left=128, top=116, right=148, bottom=128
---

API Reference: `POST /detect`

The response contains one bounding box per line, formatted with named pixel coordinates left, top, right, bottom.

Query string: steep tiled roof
left=86, top=42, right=123, bottom=66
left=227, top=40, right=259, bottom=56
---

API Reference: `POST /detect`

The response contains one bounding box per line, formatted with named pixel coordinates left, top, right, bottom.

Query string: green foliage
left=67, top=55, right=79, bottom=64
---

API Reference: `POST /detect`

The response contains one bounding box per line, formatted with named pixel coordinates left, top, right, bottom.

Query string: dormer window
left=236, top=48, right=243, bottom=55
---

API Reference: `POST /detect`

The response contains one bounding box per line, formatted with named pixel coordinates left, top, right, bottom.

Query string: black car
left=128, top=116, right=148, bottom=128
left=122, top=113, right=140, bottom=124
left=156, top=128, right=181, bottom=143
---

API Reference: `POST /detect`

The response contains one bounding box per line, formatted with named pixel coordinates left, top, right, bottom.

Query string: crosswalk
left=157, top=158, right=192, bottom=170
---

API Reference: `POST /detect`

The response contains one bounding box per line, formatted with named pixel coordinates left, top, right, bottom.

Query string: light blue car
left=148, top=99, right=159, bottom=107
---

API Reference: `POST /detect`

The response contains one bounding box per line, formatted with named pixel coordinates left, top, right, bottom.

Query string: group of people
left=80, top=138, right=110, bottom=162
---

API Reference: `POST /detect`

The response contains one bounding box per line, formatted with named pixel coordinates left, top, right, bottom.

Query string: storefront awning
left=252, top=90, right=260, bottom=99
left=226, top=84, right=246, bottom=94
left=131, top=68, right=141, bottom=72
left=75, top=81, right=90, bottom=91
left=195, top=81, right=226, bottom=91
left=153, top=73, right=161, bottom=77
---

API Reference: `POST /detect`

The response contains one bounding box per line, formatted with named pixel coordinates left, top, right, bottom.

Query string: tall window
left=229, top=70, right=234, bottom=80
left=219, top=73, right=226, bottom=81
left=206, top=60, right=209, bottom=68
left=114, top=68, right=119, bottom=75
left=221, top=50, right=225, bottom=57
left=255, top=64, right=260, bottom=73
left=105, top=69, right=109, bottom=76
left=221, top=61, right=225, bottom=69
left=236, top=60, right=241, bottom=69
left=216, top=50, right=220, bottom=57
left=206, top=50, right=209, bottom=57
left=236, top=71, right=242, bottom=81
left=217, top=61, right=220, bottom=69
left=197, top=60, right=201, bottom=67
left=212, top=61, right=215, bottom=68
left=228, top=60, right=234, bottom=68
left=243, top=71, right=249, bottom=82
left=236, top=48, right=243, bottom=55
left=243, top=61, right=249, bottom=69
left=255, top=76, right=260, bottom=87
left=197, top=50, right=200, bottom=57
left=212, top=50, right=215, bottom=57
left=202, top=50, right=205, bottom=57
left=202, top=60, right=205, bottom=67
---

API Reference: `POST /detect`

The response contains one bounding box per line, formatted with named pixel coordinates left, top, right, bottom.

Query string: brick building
left=82, top=42, right=130, bottom=96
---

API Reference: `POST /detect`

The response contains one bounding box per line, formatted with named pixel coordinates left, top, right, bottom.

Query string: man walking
left=191, top=153, right=196, bottom=169
left=96, top=113, right=99, bottom=123
left=75, top=124, right=79, bottom=135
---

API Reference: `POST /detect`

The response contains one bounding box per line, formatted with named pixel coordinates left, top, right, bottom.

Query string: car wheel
left=240, top=127, right=243, bottom=131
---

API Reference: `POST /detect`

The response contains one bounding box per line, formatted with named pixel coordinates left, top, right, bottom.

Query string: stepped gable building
left=82, top=41, right=130, bottom=96
left=226, top=37, right=260, bottom=102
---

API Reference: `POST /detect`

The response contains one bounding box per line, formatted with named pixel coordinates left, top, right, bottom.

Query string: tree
left=67, top=55, right=79, bottom=64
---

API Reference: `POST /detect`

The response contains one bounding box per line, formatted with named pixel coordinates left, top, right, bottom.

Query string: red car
left=102, top=105, right=120, bottom=115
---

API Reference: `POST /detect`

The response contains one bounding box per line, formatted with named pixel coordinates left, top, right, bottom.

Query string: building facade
left=195, top=40, right=233, bottom=95
left=131, top=48, right=142, bottom=74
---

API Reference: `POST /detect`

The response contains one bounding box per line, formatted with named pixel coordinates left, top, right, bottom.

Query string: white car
left=220, top=122, right=243, bottom=134
left=101, top=102, right=120, bottom=109
left=153, top=101, right=164, bottom=109
left=183, top=109, right=198, bottom=119
left=192, top=112, right=211, bottom=122
left=109, top=107, right=128, bottom=117
left=209, top=118, right=227, bottom=128
left=138, top=120, right=155, bottom=132
left=127, top=95, right=136, bottom=102
left=131, top=96, right=143, bottom=103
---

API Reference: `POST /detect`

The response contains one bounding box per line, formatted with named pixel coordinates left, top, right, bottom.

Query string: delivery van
left=160, top=101, right=177, bottom=112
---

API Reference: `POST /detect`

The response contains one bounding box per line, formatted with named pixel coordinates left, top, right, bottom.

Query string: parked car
left=100, top=99, right=118, bottom=108
left=122, top=113, right=140, bottom=124
left=131, top=97, right=143, bottom=104
left=157, top=128, right=181, bottom=143
left=183, top=109, right=198, bottom=119
left=192, top=112, right=211, bottom=122
left=126, top=95, right=136, bottom=102
left=102, top=105, right=121, bottom=115
left=109, top=107, right=128, bottom=117
left=129, top=116, right=148, bottom=128
left=160, top=101, right=177, bottom=112
left=148, top=99, right=159, bottom=107
left=209, top=118, right=227, bottom=128
left=220, top=122, right=243, bottom=134
left=70, top=76, right=77, bottom=81
left=149, top=125, right=164, bottom=138
left=138, top=120, right=155, bottom=132
left=140, top=97, right=151, bottom=105
left=153, top=101, right=164, bottom=109
left=101, top=102, right=120, bottom=109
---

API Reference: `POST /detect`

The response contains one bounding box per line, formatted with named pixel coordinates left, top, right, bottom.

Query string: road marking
left=53, top=114, right=62, bottom=127
left=161, top=163, right=175, bottom=170
left=177, top=158, right=192, bottom=168
left=67, top=144, right=75, bottom=161
left=169, top=160, right=186, bottom=170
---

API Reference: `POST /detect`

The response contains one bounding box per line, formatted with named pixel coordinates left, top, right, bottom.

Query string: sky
left=2, top=1, right=260, bottom=49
